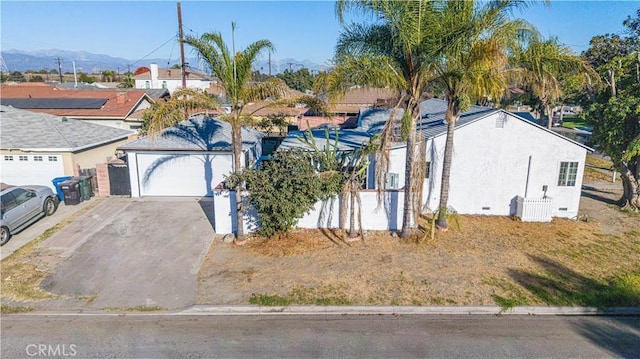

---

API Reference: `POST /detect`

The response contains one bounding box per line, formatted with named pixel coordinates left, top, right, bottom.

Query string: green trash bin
left=77, top=176, right=94, bottom=201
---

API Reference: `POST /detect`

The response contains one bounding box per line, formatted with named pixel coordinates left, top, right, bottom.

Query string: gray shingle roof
left=118, top=115, right=263, bottom=152
left=280, top=98, right=497, bottom=151
left=277, top=98, right=592, bottom=153
left=416, top=98, right=497, bottom=138
left=0, top=105, right=134, bottom=151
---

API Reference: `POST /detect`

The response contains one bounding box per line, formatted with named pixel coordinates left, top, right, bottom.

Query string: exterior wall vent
left=482, top=207, right=491, bottom=210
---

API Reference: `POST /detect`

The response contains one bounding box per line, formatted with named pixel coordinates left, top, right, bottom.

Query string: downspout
left=524, top=155, right=532, bottom=198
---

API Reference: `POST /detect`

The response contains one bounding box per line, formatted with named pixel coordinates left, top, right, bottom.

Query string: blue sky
left=1, top=1, right=638, bottom=66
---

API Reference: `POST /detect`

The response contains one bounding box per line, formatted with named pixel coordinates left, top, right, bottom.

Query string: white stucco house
left=279, top=98, right=592, bottom=222
left=134, top=63, right=212, bottom=94
left=118, top=115, right=263, bottom=197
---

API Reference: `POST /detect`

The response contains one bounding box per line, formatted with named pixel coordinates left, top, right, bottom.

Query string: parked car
left=0, top=185, right=59, bottom=245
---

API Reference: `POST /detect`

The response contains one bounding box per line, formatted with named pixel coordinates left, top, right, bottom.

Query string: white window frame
left=34, top=155, right=43, bottom=161
left=48, top=156, right=58, bottom=162
left=19, top=155, right=28, bottom=161
left=4, top=155, right=13, bottom=161
left=557, top=161, right=579, bottom=187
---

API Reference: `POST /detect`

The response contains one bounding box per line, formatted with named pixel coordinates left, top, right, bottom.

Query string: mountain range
left=1, top=49, right=330, bottom=75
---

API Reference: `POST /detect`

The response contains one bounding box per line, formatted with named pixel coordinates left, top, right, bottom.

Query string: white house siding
left=0, top=153, right=65, bottom=190
left=423, top=112, right=586, bottom=219
left=127, top=151, right=233, bottom=197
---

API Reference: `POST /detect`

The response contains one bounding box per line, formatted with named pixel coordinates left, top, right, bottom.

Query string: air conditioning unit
left=516, top=196, right=553, bottom=222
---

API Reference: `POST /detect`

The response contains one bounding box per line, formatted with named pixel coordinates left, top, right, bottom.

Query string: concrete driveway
left=38, top=197, right=216, bottom=310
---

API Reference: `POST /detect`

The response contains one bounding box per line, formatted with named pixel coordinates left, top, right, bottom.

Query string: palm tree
left=428, top=1, right=536, bottom=230
left=184, top=26, right=288, bottom=240
left=511, top=36, right=594, bottom=130
left=323, top=0, right=442, bottom=239
left=326, top=0, right=535, bottom=235
left=142, top=88, right=217, bottom=136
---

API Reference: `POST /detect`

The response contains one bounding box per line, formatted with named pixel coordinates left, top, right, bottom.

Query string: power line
left=129, top=35, right=178, bottom=67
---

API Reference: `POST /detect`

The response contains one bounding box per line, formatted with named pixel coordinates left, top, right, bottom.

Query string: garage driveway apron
left=39, top=197, right=215, bottom=310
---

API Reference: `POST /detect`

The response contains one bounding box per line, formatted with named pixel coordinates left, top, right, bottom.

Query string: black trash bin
left=60, top=178, right=82, bottom=205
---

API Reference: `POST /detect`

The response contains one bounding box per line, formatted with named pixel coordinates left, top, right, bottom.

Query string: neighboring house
left=297, top=86, right=398, bottom=131
left=134, top=63, right=211, bottom=94
left=0, top=105, right=134, bottom=190
left=279, top=98, right=591, bottom=221
left=118, top=115, right=263, bottom=197
left=0, top=83, right=155, bottom=130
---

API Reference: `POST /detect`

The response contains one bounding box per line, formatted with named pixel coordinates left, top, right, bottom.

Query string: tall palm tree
left=511, top=36, right=594, bottom=130
left=327, top=0, right=535, bottom=235
left=429, top=1, right=536, bottom=230
left=324, top=0, right=442, bottom=238
left=184, top=27, right=291, bottom=240
left=143, top=26, right=288, bottom=240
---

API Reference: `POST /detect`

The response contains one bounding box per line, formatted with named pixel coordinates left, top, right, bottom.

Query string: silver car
left=0, top=185, right=59, bottom=246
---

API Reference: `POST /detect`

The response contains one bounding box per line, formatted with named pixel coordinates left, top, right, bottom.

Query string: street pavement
left=2, top=314, right=638, bottom=358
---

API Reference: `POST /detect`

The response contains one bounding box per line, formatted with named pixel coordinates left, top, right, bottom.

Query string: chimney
left=150, top=63, right=159, bottom=88
left=116, top=92, right=127, bottom=104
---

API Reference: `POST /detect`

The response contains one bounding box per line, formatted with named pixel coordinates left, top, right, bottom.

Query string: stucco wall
left=72, top=138, right=130, bottom=170
left=212, top=189, right=408, bottom=235
left=422, top=112, right=587, bottom=219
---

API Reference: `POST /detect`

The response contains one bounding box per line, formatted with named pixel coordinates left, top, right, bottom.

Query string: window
left=557, top=161, right=578, bottom=186
left=4, top=155, right=13, bottom=161
left=19, top=155, right=28, bottom=161
left=48, top=156, right=58, bottom=162
left=34, top=156, right=43, bottom=161
left=495, top=113, right=506, bottom=128
left=11, top=188, right=31, bottom=206
left=0, top=192, right=17, bottom=212
left=162, top=81, right=167, bottom=89
left=385, top=172, right=399, bottom=189
left=425, top=161, right=431, bottom=179
left=145, top=81, right=150, bottom=89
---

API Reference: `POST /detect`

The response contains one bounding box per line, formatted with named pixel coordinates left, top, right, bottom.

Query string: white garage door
left=0, top=154, right=65, bottom=190
left=134, top=152, right=232, bottom=197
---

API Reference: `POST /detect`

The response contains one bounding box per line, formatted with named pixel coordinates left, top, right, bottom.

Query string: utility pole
left=177, top=2, right=187, bottom=89
left=268, top=52, right=272, bottom=77
left=56, top=57, right=63, bottom=83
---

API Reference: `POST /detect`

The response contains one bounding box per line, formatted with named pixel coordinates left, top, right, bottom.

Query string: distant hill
left=1, top=49, right=330, bottom=75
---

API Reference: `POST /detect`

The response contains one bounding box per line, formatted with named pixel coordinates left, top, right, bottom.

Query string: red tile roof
left=0, top=83, right=153, bottom=119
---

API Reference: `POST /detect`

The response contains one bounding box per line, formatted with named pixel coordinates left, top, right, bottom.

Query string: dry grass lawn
left=198, top=161, right=640, bottom=308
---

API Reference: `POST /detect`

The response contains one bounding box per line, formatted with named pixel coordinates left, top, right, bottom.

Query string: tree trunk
left=231, top=120, right=245, bottom=240
left=400, top=110, right=418, bottom=238
left=436, top=103, right=458, bottom=230
left=620, top=162, right=640, bottom=211
left=546, top=103, right=553, bottom=130
left=349, top=180, right=357, bottom=238
left=608, top=69, right=617, bottom=98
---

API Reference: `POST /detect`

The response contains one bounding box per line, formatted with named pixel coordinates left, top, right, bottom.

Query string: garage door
left=134, top=152, right=232, bottom=196
left=0, top=154, right=65, bottom=190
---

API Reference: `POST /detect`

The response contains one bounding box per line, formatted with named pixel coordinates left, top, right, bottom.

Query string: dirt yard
left=198, top=162, right=640, bottom=306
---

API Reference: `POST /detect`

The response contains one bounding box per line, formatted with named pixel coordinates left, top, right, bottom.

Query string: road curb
left=176, top=305, right=640, bottom=316
left=7, top=305, right=639, bottom=316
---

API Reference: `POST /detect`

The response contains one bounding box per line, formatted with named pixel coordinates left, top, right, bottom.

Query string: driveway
left=38, top=197, right=216, bottom=310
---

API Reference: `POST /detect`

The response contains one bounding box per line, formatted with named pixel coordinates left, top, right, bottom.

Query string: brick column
left=95, top=163, right=110, bottom=197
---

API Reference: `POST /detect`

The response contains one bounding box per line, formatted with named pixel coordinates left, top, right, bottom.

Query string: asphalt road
left=2, top=314, right=638, bottom=358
